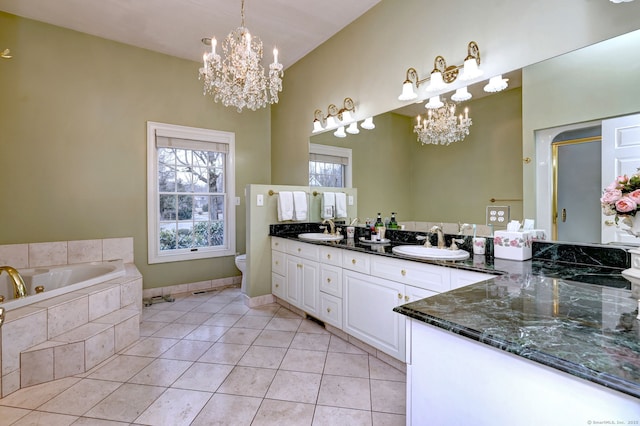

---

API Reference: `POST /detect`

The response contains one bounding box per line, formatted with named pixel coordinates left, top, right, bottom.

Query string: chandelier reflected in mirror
left=199, top=0, right=283, bottom=112
left=414, top=101, right=472, bottom=146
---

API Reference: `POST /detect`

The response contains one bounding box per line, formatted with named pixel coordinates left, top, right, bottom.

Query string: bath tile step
left=20, top=308, right=140, bottom=388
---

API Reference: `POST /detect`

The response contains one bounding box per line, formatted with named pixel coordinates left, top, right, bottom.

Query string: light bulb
left=398, top=81, right=418, bottom=101
left=346, top=122, right=360, bottom=134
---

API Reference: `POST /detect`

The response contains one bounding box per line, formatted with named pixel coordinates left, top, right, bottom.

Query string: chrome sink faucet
left=322, top=218, right=336, bottom=235
left=430, top=225, right=445, bottom=249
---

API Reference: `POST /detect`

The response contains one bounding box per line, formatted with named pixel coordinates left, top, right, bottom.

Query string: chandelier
left=199, top=0, right=283, bottom=112
left=414, top=101, right=472, bottom=146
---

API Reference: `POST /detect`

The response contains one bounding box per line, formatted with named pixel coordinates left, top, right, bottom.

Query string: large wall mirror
left=310, top=29, right=640, bottom=244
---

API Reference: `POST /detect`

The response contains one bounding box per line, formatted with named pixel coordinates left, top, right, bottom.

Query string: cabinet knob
left=401, top=269, right=406, bottom=276
left=327, top=278, right=331, bottom=283
left=397, top=293, right=402, bottom=299
left=327, top=254, right=331, bottom=259
left=405, top=295, right=410, bottom=302
left=298, top=248, right=301, bottom=252
left=352, top=259, right=356, bottom=264
left=275, top=242, right=279, bottom=246
left=327, top=307, right=331, bottom=313
left=297, top=264, right=302, bottom=268
left=275, top=261, right=279, bottom=265
left=275, top=284, right=279, bottom=288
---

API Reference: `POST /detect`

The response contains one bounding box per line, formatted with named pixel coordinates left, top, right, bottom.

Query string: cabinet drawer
left=271, top=237, right=286, bottom=251
left=319, top=246, right=342, bottom=266
left=450, top=269, right=495, bottom=290
left=371, top=256, right=451, bottom=293
left=320, top=264, right=343, bottom=298
left=342, top=251, right=371, bottom=274
left=287, top=240, right=319, bottom=261
left=272, top=250, right=286, bottom=275
left=320, top=292, right=342, bottom=329
left=272, top=272, right=285, bottom=299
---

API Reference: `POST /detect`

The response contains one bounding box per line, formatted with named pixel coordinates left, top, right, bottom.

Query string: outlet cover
left=486, top=206, right=510, bottom=226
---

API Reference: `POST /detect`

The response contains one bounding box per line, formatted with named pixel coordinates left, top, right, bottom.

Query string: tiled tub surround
left=0, top=238, right=142, bottom=397
left=270, top=223, right=638, bottom=399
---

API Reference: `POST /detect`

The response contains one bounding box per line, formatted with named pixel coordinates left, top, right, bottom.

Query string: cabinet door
left=272, top=250, right=286, bottom=276
left=300, top=259, right=320, bottom=317
left=272, top=272, right=285, bottom=299
left=343, top=270, right=405, bottom=361
left=320, top=292, right=342, bottom=328
left=286, top=255, right=303, bottom=306
left=403, top=285, right=437, bottom=304
left=320, top=264, right=342, bottom=298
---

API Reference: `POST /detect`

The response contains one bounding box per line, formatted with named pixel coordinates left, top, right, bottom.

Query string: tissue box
left=493, top=231, right=533, bottom=261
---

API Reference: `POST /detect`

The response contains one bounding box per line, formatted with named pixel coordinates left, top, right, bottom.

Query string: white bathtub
left=0, top=260, right=126, bottom=310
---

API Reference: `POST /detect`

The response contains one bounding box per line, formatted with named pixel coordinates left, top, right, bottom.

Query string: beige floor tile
left=37, top=378, right=121, bottom=416
left=280, top=348, right=327, bottom=374
left=198, top=342, right=249, bottom=365
left=191, top=302, right=228, bottom=314
left=217, top=327, right=261, bottom=345
left=324, top=352, right=370, bottom=378
left=368, top=356, right=406, bottom=382
left=372, top=411, right=406, bottom=425
left=244, top=304, right=281, bottom=317
left=144, top=310, right=186, bottom=323
left=184, top=324, right=229, bottom=342
left=0, top=377, right=80, bottom=409
left=312, top=405, right=373, bottom=426
left=266, top=370, right=321, bottom=404
left=0, top=405, right=31, bottom=424
left=122, top=337, right=179, bottom=357
left=219, top=303, right=251, bottom=315
left=238, top=346, right=287, bottom=369
left=128, top=358, right=193, bottom=387
left=83, top=383, right=165, bottom=422
left=159, top=339, right=213, bottom=361
left=73, top=418, right=130, bottom=425
left=328, top=335, right=367, bottom=354
left=134, top=388, right=212, bottom=426
left=273, top=307, right=303, bottom=319
left=203, top=313, right=242, bottom=327
left=88, top=355, right=155, bottom=382
left=139, top=321, right=168, bottom=337
left=11, top=411, right=78, bottom=425
left=190, top=393, right=262, bottom=426
left=151, top=322, right=198, bottom=339
left=253, top=329, right=296, bottom=348
left=171, top=362, right=233, bottom=392
left=370, top=379, right=405, bottom=414
left=233, top=315, right=272, bottom=329
left=290, top=332, right=331, bottom=351
left=165, top=300, right=203, bottom=312
left=265, top=317, right=302, bottom=332
left=172, top=311, right=213, bottom=325
left=217, top=366, right=277, bottom=398
left=317, top=375, right=371, bottom=410
left=252, top=399, right=315, bottom=426
left=298, top=319, right=330, bottom=334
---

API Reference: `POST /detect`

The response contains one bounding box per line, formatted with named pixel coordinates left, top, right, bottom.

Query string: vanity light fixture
left=360, top=117, right=375, bottom=130
left=451, top=87, right=472, bottom=102
left=425, top=95, right=444, bottom=109
left=312, top=97, right=372, bottom=138
left=398, top=41, right=481, bottom=101
left=483, top=75, right=509, bottom=93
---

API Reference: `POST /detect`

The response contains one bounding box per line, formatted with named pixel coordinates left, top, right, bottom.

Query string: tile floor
left=0, top=286, right=406, bottom=425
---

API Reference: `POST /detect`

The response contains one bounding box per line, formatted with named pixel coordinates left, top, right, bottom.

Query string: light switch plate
left=235, top=196, right=241, bottom=206
left=486, top=206, right=510, bottom=226
left=256, top=194, right=264, bottom=206
left=348, top=196, right=354, bottom=206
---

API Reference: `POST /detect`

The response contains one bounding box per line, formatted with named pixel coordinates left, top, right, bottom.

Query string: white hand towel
left=292, top=191, right=308, bottom=221
left=277, top=191, right=294, bottom=221
left=321, top=192, right=335, bottom=219
left=335, top=192, right=347, bottom=218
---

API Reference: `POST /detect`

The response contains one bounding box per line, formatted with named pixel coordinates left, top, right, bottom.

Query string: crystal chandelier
left=199, top=0, right=283, bottom=112
left=414, top=101, right=472, bottom=146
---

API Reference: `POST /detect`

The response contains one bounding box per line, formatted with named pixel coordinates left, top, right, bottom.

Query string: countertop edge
left=393, top=305, right=640, bottom=399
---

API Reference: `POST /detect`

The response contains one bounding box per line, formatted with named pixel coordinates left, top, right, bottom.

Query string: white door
left=601, top=113, right=640, bottom=244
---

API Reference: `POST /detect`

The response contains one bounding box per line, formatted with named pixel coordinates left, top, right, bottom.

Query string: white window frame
left=147, top=121, right=235, bottom=264
left=309, top=143, right=352, bottom=188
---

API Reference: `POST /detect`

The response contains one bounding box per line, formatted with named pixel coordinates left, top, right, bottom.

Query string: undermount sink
left=298, top=233, right=344, bottom=242
left=392, top=245, right=470, bottom=261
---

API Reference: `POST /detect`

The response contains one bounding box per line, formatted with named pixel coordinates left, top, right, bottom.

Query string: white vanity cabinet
left=271, top=236, right=496, bottom=362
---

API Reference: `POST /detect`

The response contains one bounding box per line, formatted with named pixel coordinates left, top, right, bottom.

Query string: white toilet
left=235, top=254, right=247, bottom=293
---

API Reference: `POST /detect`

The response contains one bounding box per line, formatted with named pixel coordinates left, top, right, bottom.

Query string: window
left=309, top=143, right=352, bottom=188
left=147, top=122, right=235, bottom=264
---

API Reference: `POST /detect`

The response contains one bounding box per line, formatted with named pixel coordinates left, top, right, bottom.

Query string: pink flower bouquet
left=601, top=171, right=640, bottom=224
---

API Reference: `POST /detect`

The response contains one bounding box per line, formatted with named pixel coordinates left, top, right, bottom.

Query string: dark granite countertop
left=270, top=222, right=639, bottom=399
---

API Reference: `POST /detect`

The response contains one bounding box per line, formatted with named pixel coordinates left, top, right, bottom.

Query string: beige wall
left=0, top=13, right=271, bottom=289
left=271, top=0, right=640, bottom=188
